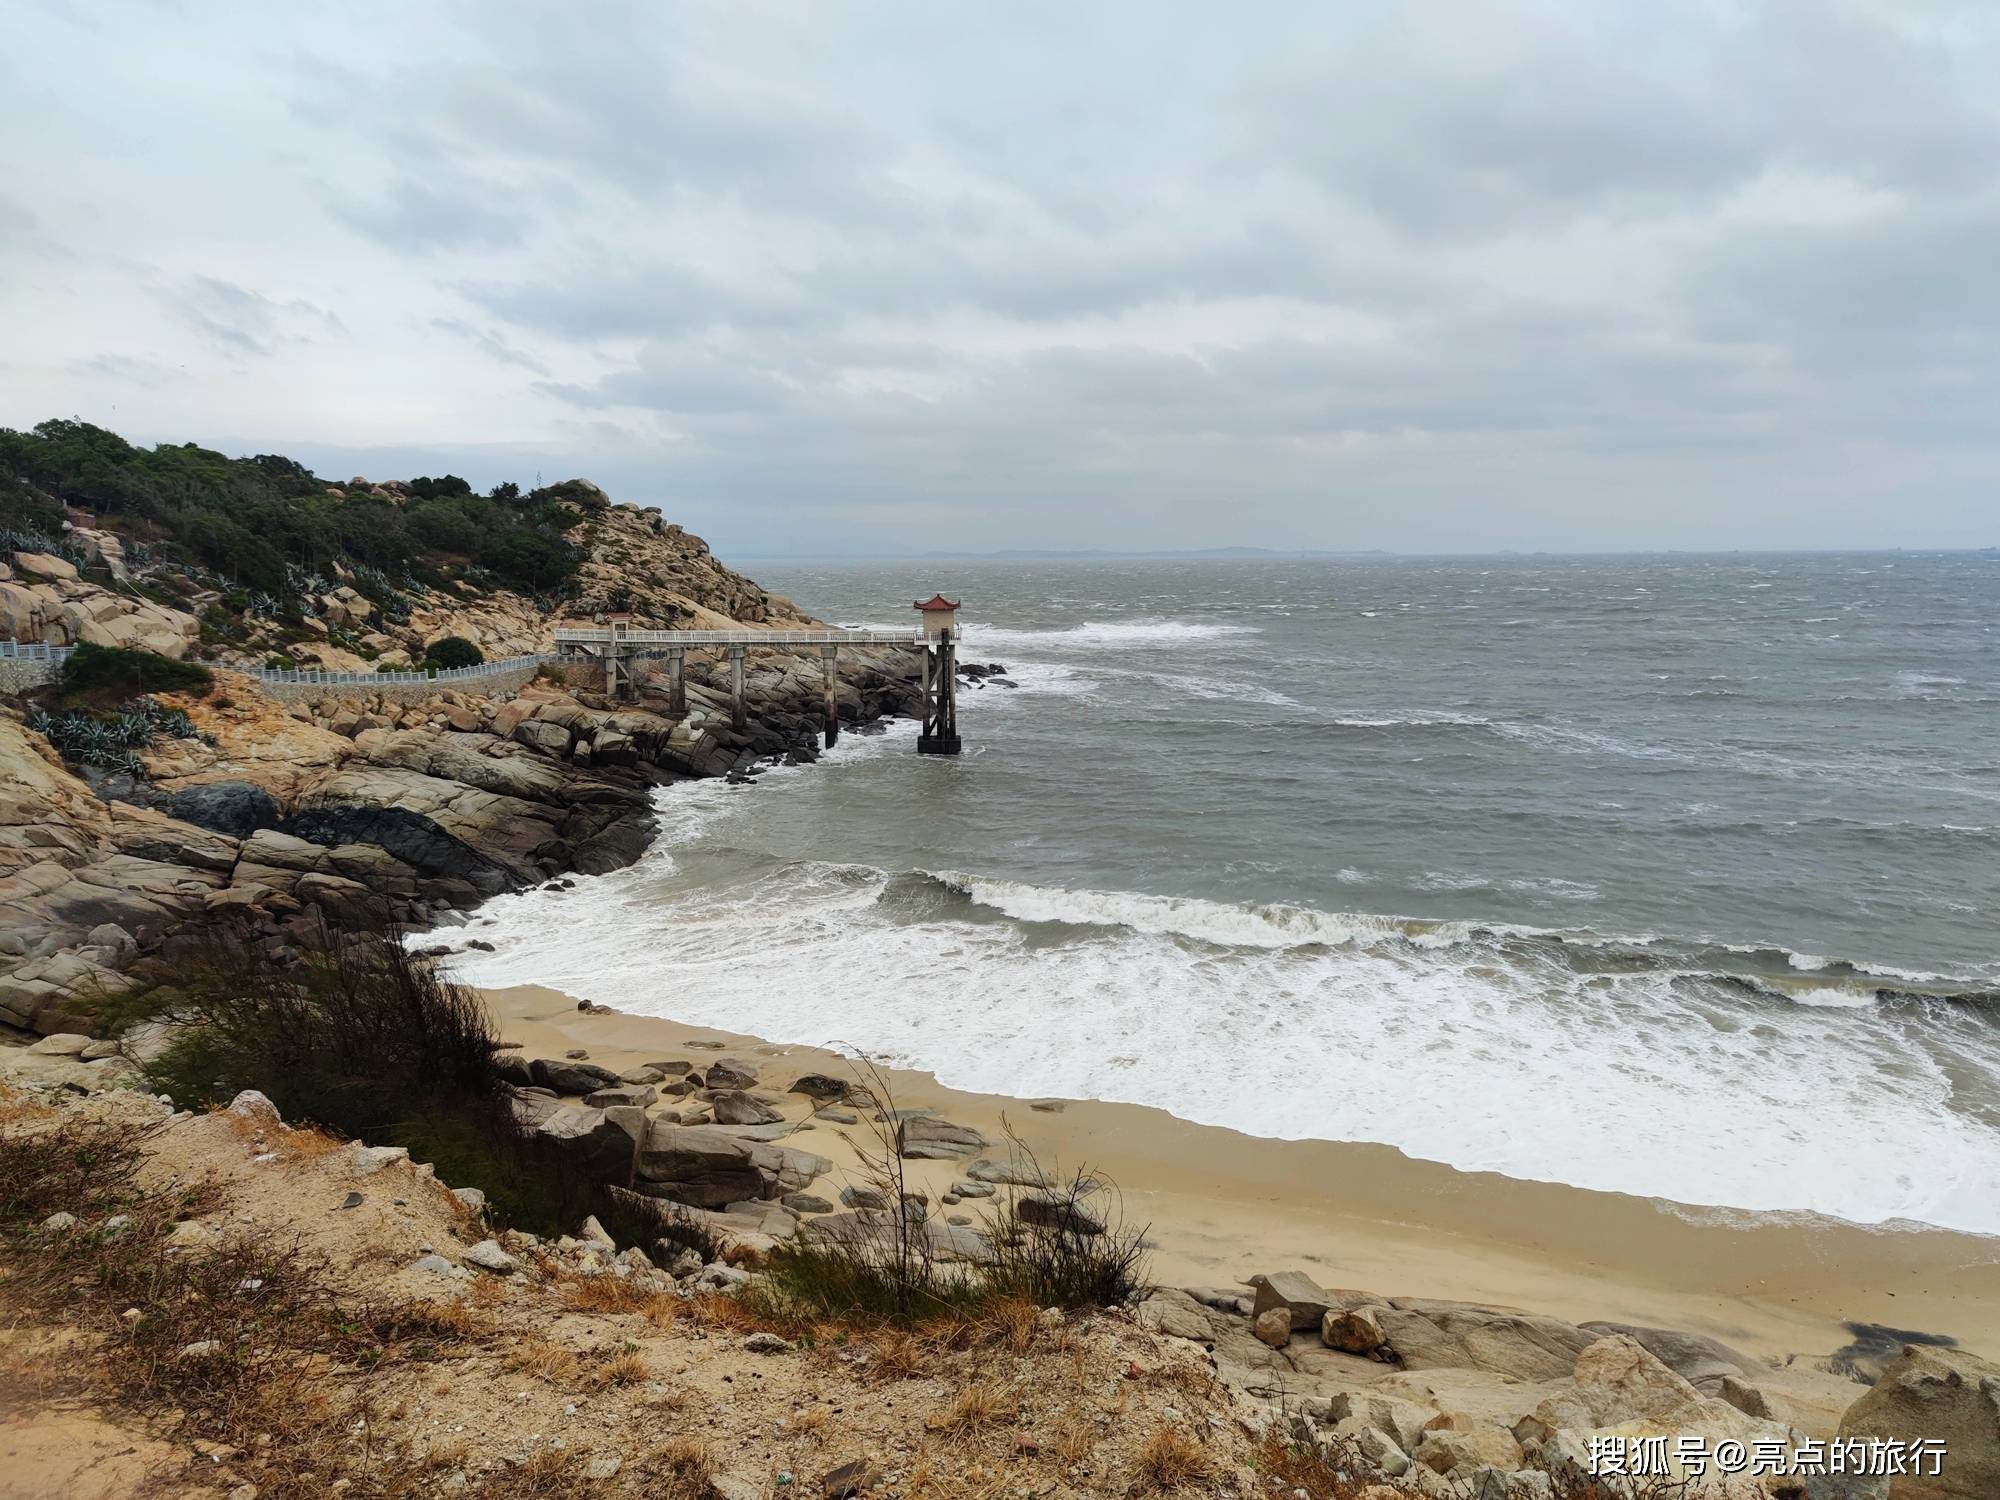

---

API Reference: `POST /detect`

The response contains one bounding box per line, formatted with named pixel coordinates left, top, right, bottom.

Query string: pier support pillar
left=729, top=646, right=747, bottom=732
left=821, top=645, right=840, bottom=748
left=918, top=636, right=960, bottom=755
left=603, top=614, right=628, bottom=701
left=667, top=649, right=685, bottom=717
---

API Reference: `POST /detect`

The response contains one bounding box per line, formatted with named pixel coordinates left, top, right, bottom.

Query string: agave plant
left=0, top=526, right=61, bottom=556
left=23, top=707, right=54, bottom=738
left=110, top=712, right=156, bottom=747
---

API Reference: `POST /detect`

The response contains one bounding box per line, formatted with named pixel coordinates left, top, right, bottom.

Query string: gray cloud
left=4, top=0, right=1999, bottom=554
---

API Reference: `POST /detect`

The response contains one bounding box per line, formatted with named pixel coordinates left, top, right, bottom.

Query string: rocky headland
left=1, top=428, right=921, bottom=1039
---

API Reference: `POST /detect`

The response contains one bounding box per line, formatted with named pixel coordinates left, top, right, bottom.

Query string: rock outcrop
left=1, top=470, right=931, bottom=1039
left=1837, top=1344, right=2000, bottom=1500
left=1, top=550, right=199, bottom=657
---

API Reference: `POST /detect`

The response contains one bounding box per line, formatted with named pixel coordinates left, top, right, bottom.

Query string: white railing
left=554, top=627, right=928, bottom=648
left=7, top=624, right=936, bottom=687
left=255, top=653, right=546, bottom=686
left=0, top=640, right=76, bottom=662
left=0, top=640, right=544, bottom=687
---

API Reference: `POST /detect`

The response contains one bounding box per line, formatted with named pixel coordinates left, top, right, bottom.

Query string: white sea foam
left=1784, top=986, right=1879, bottom=1010
left=443, top=858, right=2000, bottom=1237
left=936, top=872, right=1471, bottom=950
left=970, top=660, right=1097, bottom=700
left=1329, top=711, right=1491, bottom=729
left=962, top=619, right=1259, bottom=650
left=1138, top=670, right=1301, bottom=708
left=440, top=805, right=2000, bottom=1240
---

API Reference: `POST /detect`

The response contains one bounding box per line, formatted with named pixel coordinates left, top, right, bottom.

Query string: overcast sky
left=5, top=1, right=1998, bottom=556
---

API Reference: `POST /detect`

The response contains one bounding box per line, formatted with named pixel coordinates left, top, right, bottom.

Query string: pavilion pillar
left=821, top=644, right=840, bottom=747
left=729, top=645, right=747, bottom=732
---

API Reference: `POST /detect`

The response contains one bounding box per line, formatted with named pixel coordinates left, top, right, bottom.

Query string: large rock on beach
left=634, top=1122, right=829, bottom=1207
left=1577, top=1320, right=1764, bottom=1395
left=1836, top=1343, right=2000, bottom=1500
left=636, top=1122, right=771, bottom=1207
left=532, top=1103, right=643, bottom=1187
left=1376, top=1301, right=1598, bottom=1381
left=1252, top=1270, right=1337, bottom=1332
left=529, top=1057, right=624, bottom=1094
left=896, top=1114, right=989, bottom=1159
left=710, top=1090, right=783, bottom=1125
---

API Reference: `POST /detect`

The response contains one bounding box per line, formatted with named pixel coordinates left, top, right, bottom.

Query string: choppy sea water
left=438, top=553, right=2000, bottom=1236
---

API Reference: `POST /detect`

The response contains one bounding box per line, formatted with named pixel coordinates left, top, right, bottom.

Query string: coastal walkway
left=3, top=594, right=967, bottom=754
left=551, top=604, right=962, bottom=753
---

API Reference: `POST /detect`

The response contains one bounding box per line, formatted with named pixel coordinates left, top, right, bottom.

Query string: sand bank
left=482, top=982, right=2000, bottom=1365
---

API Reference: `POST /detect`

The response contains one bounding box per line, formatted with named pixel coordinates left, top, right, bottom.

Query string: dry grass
left=505, top=1336, right=586, bottom=1386
left=681, top=1288, right=770, bottom=1335
left=975, top=1293, right=1042, bottom=1354
left=590, top=1348, right=652, bottom=1388
left=1053, top=1416, right=1099, bottom=1465
left=1138, top=1355, right=1217, bottom=1403
left=640, top=1437, right=715, bottom=1498
left=359, top=1296, right=493, bottom=1345
left=559, top=1273, right=679, bottom=1318
left=866, top=1328, right=932, bottom=1381
left=926, top=1377, right=1014, bottom=1435
left=210, top=1106, right=345, bottom=1164
left=0, top=1111, right=489, bottom=1497
left=1134, top=1422, right=1216, bottom=1490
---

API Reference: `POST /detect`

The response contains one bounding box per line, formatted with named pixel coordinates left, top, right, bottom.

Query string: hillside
left=0, top=418, right=811, bottom=673
left=1, top=420, right=920, bottom=1044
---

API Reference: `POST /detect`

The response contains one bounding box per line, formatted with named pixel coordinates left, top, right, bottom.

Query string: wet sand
left=483, top=982, right=2000, bottom=1364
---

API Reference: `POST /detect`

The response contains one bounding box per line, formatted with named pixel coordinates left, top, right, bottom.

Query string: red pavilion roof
left=912, top=594, right=961, bottom=611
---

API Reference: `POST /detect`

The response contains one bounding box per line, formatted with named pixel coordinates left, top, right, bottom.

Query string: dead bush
left=1135, top=1421, right=1216, bottom=1489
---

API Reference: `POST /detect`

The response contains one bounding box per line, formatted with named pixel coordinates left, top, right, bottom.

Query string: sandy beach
left=483, top=981, right=2000, bottom=1367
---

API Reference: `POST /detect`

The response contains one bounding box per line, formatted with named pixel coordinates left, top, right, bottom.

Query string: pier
left=552, top=595, right=962, bottom=754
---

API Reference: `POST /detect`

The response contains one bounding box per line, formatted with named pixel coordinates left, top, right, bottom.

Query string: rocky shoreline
left=7, top=1024, right=1991, bottom=1498
left=0, top=648, right=925, bottom=1038
left=1, top=472, right=934, bottom=1039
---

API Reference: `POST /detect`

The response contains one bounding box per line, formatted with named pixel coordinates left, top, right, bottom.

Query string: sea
left=439, top=552, right=2000, bottom=1237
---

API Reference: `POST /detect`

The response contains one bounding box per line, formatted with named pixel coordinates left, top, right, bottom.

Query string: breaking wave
left=440, top=847, right=2000, bottom=1237
left=961, top=618, right=1261, bottom=649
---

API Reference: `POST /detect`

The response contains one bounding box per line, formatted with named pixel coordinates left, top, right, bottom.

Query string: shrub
left=481, top=530, right=580, bottom=593
left=59, top=642, right=212, bottom=701
left=133, top=920, right=656, bottom=1241
left=0, top=418, right=585, bottom=620
left=424, top=635, right=484, bottom=670
left=748, top=1065, right=1149, bottom=1329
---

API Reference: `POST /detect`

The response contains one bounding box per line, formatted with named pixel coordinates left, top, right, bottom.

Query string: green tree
left=423, top=636, right=484, bottom=670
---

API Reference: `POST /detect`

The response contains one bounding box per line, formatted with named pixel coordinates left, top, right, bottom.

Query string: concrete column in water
left=821, top=644, right=840, bottom=748
left=917, top=636, right=962, bottom=754
left=667, top=649, right=685, bottom=716
left=729, top=645, right=747, bottom=731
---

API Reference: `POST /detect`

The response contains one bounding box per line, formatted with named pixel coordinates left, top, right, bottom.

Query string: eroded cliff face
left=282, top=497, right=823, bottom=672
left=0, top=548, right=201, bottom=659
left=5, top=472, right=819, bottom=673
left=2, top=483, right=921, bottom=1039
